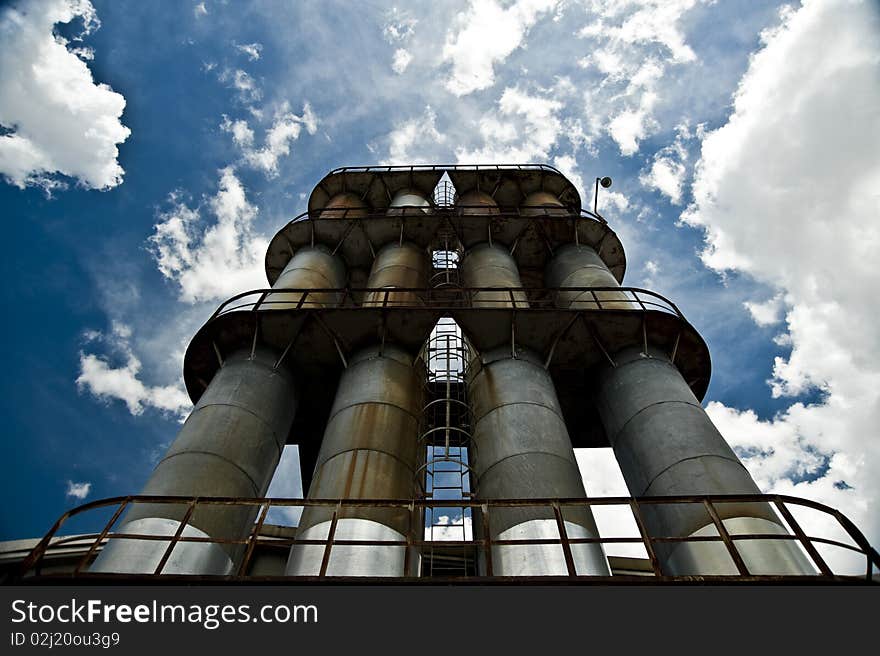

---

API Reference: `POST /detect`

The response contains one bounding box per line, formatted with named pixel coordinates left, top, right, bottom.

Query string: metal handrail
left=15, top=494, right=879, bottom=583
left=208, top=286, right=683, bottom=322
left=283, top=204, right=608, bottom=225
left=326, top=163, right=568, bottom=176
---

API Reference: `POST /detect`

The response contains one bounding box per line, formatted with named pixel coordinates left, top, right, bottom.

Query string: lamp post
left=593, top=176, right=612, bottom=214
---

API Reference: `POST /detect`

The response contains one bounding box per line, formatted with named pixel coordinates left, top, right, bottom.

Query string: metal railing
left=208, top=287, right=683, bottom=321
left=14, top=494, right=879, bottom=583
left=282, top=204, right=609, bottom=225
left=326, top=163, right=569, bottom=177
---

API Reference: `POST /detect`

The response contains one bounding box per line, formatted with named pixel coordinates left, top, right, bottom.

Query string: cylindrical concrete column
left=546, top=243, right=631, bottom=309
left=595, top=346, right=814, bottom=575
left=267, top=244, right=347, bottom=309
left=286, top=346, right=423, bottom=576
left=469, top=347, right=610, bottom=576
left=362, top=241, right=429, bottom=307
left=92, top=346, right=296, bottom=575
left=460, top=243, right=528, bottom=308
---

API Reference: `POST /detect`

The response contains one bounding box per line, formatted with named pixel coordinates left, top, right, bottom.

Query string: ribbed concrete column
left=595, top=346, right=814, bottom=575
left=267, top=244, right=347, bottom=309
left=362, top=241, right=429, bottom=307
left=462, top=242, right=609, bottom=575
left=545, top=243, right=631, bottom=309
left=461, top=242, right=528, bottom=308
left=469, top=347, right=610, bottom=576
left=286, top=345, right=423, bottom=576
left=92, top=346, right=296, bottom=575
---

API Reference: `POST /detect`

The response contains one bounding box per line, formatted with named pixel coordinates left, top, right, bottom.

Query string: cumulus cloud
left=76, top=322, right=191, bottom=419
left=0, top=0, right=130, bottom=192
left=743, top=294, right=784, bottom=327
left=577, top=1, right=702, bottom=155
left=456, top=86, right=563, bottom=162
left=640, top=122, right=692, bottom=203
left=149, top=167, right=268, bottom=303
left=392, top=48, right=412, bottom=75
left=639, top=259, right=661, bottom=287
left=682, top=0, right=880, bottom=566
left=381, top=105, right=446, bottom=165
left=427, top=513, right=474, bottom=541
left=65, top=480, right=92, bottom=500
left=579, top=0, right=698, bottom=65
left=442, top=0, right=559, bottom=96
left=599, top=189, right=630, bottom=215
left=194, top=2, right=207, bottom=17
left=641, top=156, right=686, bottom=203
left=552, top=154, right=586, bottom=201
left=221, top=102, right=317, bottom=176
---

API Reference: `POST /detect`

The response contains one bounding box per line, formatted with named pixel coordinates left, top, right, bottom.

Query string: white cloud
left=0, top=0, right=130, bottom=192
left=194, top=2, right=207, bottom=17
left=235, top=42, right=262, bottom=61
left=392, top=48, right=412, bottom=74
left=76, top=322, right=191, bottom=419
left=456, top=86, right=563, bottom=163
left=641, top=156, right=686, bottom=203
left=578, top=0, right=698, bottom=65
left=577, top=2, right=702, bottom=155
left=220, top=68, right=261, bottom=104
left=743, top=294, right=784, bottom=327
left=641, top=259, right=661, bottom=287
left=66, top=480, right=92, bottom=500
left=600, top=190, right=630, bottom=214
left=682, top=0, right=880, bottom=564
left=383, top=7, right=417, bottom=43
left=427, top=513, right=474, bottom=541
left=552, top=154, right=585, bottom=200
left=442, top=0, right=559, bottom=96
left=384, top=7, right=417, bottom=75
left=221, top=102, right=317, bottom=176
left=381, top=105, right=446, bottom=165
left=149, top=167, right=268, bottom=303
left=640, top=123, right=690, bottom=203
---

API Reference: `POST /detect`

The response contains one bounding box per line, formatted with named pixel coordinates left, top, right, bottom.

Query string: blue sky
left=1, top=0, right=877, bottom=570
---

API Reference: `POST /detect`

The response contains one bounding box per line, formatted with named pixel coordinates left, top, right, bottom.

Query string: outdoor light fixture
left=593, top=176, right=613, bottom=214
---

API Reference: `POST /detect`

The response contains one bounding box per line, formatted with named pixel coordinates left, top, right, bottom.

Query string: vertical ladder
left=419, top=319, right=475, bottom=576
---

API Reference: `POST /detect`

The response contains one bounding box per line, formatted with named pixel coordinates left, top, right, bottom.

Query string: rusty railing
left=13, top=494, right=879, bottom=584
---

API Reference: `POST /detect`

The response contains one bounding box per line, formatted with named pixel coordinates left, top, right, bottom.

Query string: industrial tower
left=31, top=164, right=876, bottom=581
